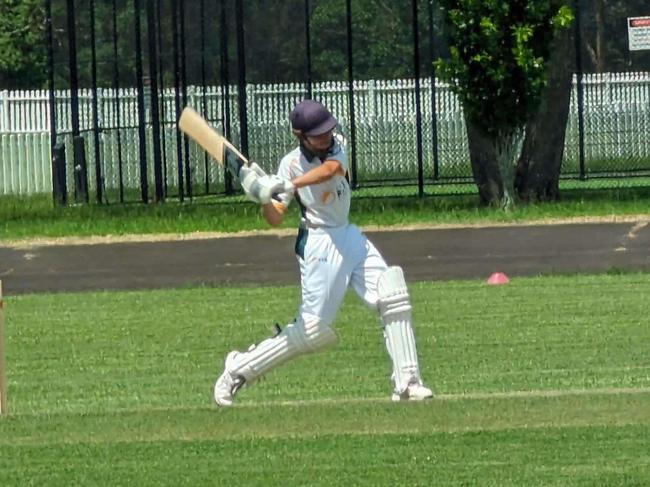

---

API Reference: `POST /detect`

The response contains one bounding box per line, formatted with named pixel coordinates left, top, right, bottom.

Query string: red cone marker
left=487, top=272, right=510, bottom=285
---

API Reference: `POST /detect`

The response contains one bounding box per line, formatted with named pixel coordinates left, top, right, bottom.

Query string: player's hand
left=239, top=162, right=267, bottom=203
left=279, top=178, right=294, bottom=194
left=240, top=162, right=293, bottom=204
left=254, top=175, right=292, bottom=204
left=248, top=162, right=266, bottom=178
left=238, top=162, right=266, bottom=183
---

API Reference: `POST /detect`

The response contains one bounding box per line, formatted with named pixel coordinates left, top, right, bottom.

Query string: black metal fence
left=45, top=0, right=650, bottom=204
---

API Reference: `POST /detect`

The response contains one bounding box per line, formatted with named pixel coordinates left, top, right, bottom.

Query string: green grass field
left=2, top=185, right=650, bottom=242
left=1, top=274, right=649, bottom=486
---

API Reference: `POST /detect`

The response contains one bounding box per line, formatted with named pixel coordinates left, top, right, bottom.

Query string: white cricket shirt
left=276, top=139, right=350, bottom=228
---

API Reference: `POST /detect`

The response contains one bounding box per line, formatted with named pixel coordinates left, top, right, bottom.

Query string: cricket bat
left=178, top=107, right=247, bottom=179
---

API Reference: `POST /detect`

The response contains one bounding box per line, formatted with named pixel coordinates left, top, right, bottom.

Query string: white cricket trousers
left=297, top=224, right=388, bottom=324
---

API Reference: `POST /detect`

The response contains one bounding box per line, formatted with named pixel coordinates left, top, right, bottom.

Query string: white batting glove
left=247, top=162, right=267, bottom=177
left=254, top=175, right=293, bottom=204
left=239, top=162, right=268, bottom=203
left=279, top=178, right=294, bottom=194
left=238, top=162, right=266, bottom=186
left=239, top=162, right=293, bottom=204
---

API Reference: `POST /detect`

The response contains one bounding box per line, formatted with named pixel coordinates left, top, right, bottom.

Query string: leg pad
left=230, top=314, right=337, bottom=383
left=377, top=267, right=421, bottom=393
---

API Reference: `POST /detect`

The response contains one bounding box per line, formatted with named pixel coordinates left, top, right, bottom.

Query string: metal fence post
left=90, top=0, right=104, bottom=204
left=134, top=0, right=149, bottom=203
left=146, top=0, right=164, bottom=202
left=412, top=0, right=424, bottom=197
left=111, top=0, right=125, bottom=203
left=155, top=0, right=168, bottom=197
left=220, top=0, right=234, bottom=195
left=199, top=0, right=209, bottom=194
left=46, top=0, right=59, bottom=205
left=574, top=0, right=586, bottom=180
left=304, top=0, right=313, bottom=99
left=235, top=0, right=249, bottom=158
left=171, top=0, right=184, bottom=201
left=72, top=136, right=88, bottom=203
left=66, top=0, right=88, bottom=203
left=427, top=0, right=440, bottom=181
left=52, top=143, right=68, bottom=206
left=345, top=0, right=358, bottom=189
left=179, top=0, right=191, bottom=199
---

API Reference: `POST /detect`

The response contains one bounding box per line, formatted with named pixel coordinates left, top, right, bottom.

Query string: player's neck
left=299, top=140, right=334, bottom=162
left=299, top=142, right=321, bottom=162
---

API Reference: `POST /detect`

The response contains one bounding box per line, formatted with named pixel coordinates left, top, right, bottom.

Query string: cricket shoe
left=214, top=351, right=246, bottom=407
left=391, top=381, right=434, bottom=402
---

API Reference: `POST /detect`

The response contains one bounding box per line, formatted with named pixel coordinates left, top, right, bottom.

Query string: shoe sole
left=391, top=393, right=434, bottom=402
left=214, top=397, right=233, bottom=407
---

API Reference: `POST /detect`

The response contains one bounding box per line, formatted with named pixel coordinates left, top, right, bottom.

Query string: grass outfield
left=1, top=274, right=649, bottom=485
left=2, top=186, right=650, bottom=241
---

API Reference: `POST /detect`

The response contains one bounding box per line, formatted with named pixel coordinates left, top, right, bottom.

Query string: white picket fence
left=1, top=72, right=649, bottom=196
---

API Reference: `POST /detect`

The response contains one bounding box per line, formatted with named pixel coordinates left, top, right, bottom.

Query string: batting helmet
left=290, top=100, right=338, bottom=137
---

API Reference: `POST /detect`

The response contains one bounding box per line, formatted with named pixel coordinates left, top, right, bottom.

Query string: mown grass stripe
left=242, top=385, right=650, bottom=408
left=3, top=386, right=648, bottom=419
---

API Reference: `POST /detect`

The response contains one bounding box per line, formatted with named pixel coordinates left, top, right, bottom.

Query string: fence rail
left=1, top=72, right=649, bottom=197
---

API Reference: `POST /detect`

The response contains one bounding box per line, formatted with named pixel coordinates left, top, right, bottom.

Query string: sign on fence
left=628, top=16, right=650, bottom=51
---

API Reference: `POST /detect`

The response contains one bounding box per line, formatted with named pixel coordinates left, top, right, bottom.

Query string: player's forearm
left=262, top=201, right=286, bottom=227
left=291, top=160, right=343, bottom=189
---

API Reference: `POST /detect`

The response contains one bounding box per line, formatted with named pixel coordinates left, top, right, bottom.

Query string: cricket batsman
left=214, top=99, right=433, bottom=405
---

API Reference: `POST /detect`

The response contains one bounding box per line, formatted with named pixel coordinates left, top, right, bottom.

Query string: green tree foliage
left=0, top=0, right=47, bottom=89
left=309, top=0, right=416, bottom=81
left=227, top=0, right=427, bottom=83
left=2, top=1, right=647, bottom=88
left=3, top=0, right=430, bottom=88
left=435, top=1, right=573, bottom=207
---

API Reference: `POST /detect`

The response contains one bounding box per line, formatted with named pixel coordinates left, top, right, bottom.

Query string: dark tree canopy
left=0, top=0, right=47, bottom=89
left=435, top=0, right=573, bottom=139
left=2, top=0, right=648, bottom=89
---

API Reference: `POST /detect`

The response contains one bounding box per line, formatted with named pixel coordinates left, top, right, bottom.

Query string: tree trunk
left=466, top=119, right=502, bottom=206
left=515, top=23, right=575, bottom=203
left=584, top=0, right=606, bottom=73
left=466, top=117, right=519, bottom=208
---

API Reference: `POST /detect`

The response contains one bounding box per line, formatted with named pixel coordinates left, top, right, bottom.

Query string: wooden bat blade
left=178, top=107, right=248, bottom=167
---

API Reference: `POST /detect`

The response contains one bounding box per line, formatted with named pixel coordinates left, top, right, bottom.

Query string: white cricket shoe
left=214, top=351, right=246, bottom=407
left=391, top=381, right=434, bottom=402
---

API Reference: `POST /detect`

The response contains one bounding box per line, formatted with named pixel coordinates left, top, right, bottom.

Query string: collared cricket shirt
left=275, top=138, right=350, bottom=229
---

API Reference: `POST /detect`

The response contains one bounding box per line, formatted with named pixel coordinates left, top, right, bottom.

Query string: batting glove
left=253, top=175, right=293, bottom=204
left=239, top=162, right=268, bottom=203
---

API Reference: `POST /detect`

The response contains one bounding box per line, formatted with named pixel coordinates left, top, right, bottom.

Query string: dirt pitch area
left=0, top=220, right=649, bottom=295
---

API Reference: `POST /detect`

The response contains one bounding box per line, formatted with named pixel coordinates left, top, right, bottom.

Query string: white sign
left=628, top=16, right=650, bottom=51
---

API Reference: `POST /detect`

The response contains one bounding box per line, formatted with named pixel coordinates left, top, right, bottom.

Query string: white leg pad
left=377, top=266, right=421, bottom=393
left=229, top=314, right=337, bottom=383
